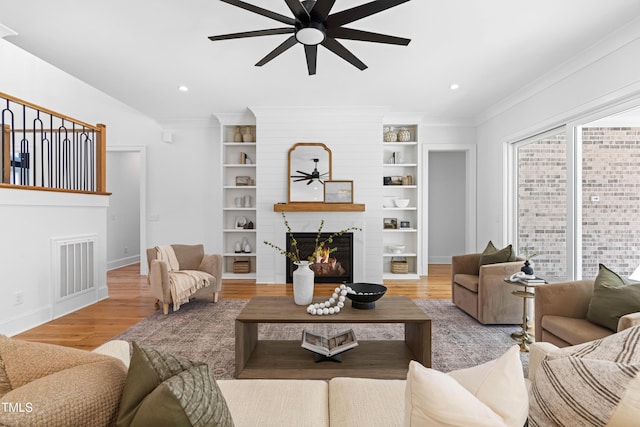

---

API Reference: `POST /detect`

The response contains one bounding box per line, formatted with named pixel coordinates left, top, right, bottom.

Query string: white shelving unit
left=221, top=123, right=257, bottom=278
left=382, top=124, right=421, bottom=279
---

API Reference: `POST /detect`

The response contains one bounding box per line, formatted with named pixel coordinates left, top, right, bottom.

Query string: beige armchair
left=534, top=279, right=640, bottom=347
left=146, top=244, right=222, bottom=315
left=451, top=253, right=525, bottom=324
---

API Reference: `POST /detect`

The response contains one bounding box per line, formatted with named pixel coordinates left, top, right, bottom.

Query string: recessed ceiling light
left=178, top=85, right=189, bottom=92
left=450, top=83, right=460, bottom=91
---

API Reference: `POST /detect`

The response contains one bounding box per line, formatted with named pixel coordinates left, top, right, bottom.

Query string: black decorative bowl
left=345, top=283, right=387, bottom=310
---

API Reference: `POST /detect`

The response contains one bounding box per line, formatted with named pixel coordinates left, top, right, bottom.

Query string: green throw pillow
left=586, top=264, right=640, bottom=332
left=479, top=241, right=515, bottom=266
left=116, top=342, right=234, bottom=427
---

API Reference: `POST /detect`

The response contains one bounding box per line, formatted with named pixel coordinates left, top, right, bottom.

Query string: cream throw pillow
left=404, top=345, right=528, bottom=427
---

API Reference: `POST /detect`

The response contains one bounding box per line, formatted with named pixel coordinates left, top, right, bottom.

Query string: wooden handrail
left=0, top=183, right=111, bottom=196
left=1, top=92, right=107, bottom=194
left=0, top=91, right=100, bottom=131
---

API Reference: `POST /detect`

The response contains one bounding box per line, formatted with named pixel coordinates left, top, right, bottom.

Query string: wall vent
left=51, top=235, right=96, bottom=300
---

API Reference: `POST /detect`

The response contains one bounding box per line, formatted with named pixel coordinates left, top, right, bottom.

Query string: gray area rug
left=114, top=297, right=529, bottom=379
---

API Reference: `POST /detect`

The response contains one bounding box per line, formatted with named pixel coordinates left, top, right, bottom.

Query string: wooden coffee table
left=235, top=295, right=431, bottom=379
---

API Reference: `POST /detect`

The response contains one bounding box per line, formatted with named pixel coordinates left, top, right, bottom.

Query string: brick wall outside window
left=517, top=128, right=640, bottom=281
left=582, top=127, right=640, bottom=278
left=518, top=133, right=568, bottom=281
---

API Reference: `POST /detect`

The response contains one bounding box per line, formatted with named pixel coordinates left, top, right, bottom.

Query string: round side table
left=504, top=278, right=547, bottom=352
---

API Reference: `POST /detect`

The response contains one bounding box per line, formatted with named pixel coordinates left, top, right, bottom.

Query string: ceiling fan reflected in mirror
left=208, top=0, right=411, bottom=75
left=291, top=158, right=329, bottom=185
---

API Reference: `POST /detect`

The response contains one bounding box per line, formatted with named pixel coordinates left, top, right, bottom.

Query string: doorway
left=106, top=146, right=146, bottom=273
left=422, top=144, right=476, bottom=270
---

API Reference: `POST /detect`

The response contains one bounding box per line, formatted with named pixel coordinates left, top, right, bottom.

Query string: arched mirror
left=288, top=143, right=332, bottom=202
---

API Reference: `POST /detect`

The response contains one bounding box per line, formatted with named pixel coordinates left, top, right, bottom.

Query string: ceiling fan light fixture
left=295, top=25, right=325, bottom=46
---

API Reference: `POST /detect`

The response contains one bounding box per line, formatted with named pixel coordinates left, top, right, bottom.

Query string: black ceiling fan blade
left=220, top=0, right=296, bottom=25
left=326, top=27, right=410, bottom=45
left=209, top=27, right=294, bottom=41
left=321, top=38, right=367, bottom=70
left=326, top=0, right=410, bottom=27
left=256, top=36, right=297, bottom=66
left=284, top=0, right=310, bottom=22
left=304, top=45, right=318, bottom=75
left=295, top=170, right=312, bottom=176
left=310, top=0, right=337, bottom=21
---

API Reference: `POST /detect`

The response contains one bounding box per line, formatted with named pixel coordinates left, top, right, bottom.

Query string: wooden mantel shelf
left=273, top=202, right=366, bottom=212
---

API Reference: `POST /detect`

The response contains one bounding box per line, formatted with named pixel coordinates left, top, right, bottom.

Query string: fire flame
left=315, top=247, right=331, bottom=264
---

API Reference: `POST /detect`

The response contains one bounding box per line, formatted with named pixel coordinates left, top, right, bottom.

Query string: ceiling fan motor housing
left=295, top=21, right=326, bottom=45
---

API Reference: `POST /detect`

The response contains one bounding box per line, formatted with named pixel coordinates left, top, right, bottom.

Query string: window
left=514, top=129, right=568, bottom=281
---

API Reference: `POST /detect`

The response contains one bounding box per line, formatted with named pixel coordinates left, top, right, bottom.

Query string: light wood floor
left=14, top=264, right=452, bottom=351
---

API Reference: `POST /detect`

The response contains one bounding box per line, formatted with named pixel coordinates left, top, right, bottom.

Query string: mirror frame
left=288, top=142, right=332, bottom=202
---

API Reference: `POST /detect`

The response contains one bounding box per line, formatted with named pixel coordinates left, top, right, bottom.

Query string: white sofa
left=95, top=340, right=549, bottom=427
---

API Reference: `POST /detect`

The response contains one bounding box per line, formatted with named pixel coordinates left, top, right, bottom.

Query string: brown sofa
left=146, top=244, right=222, bottom=314
left=451, top=253, right=525, bottom=324
left=534, top=279, right=640, bottom=347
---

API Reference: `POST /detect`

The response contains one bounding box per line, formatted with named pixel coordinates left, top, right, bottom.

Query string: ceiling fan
left=208, top=0, right=411, bottom=75
left=291, top=158, right=329, bottom=184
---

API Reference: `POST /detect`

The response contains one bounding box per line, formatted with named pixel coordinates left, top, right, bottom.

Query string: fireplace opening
left=286, top=232, right=353, bottom=283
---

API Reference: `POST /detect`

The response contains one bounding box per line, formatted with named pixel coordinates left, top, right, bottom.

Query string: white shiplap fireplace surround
left=219, top=107, right=420, bottom=285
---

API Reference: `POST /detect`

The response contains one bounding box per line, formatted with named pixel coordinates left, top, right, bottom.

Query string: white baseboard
left=107, top=255, right=140, bottom=271
left=1, top=306, right=51, bottom=337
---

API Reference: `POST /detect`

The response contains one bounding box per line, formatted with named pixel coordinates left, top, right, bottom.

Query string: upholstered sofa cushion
left=404, top=345, right=528, bottom=427
left=217, top=379, right=328, bottom=427
left=540, top=315, right=613, bottom=346
left=116, top=342, right=233, bottom=427
left=0, top=335, right=127, bottom=427
left=586, top=264, right=640, bottom=331
left=329, top=377, right=405, bottom=427
left=529, top=325, right=640, bottom=426
left=452, top=273, right=480, bottom=293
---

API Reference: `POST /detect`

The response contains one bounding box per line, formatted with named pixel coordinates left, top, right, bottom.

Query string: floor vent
left=52, top=235, right=96, bottom=300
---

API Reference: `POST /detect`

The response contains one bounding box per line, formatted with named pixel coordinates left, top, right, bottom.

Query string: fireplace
left=286, top=232, right=353, bottom=283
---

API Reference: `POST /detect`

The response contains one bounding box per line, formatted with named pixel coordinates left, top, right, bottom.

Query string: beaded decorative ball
left=306, top=284, right=351, bottom=316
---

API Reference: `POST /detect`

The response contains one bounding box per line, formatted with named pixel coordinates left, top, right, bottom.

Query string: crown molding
left=475, top=16, right=640, bottom=126
left=0, top=23, right=17, bottom=38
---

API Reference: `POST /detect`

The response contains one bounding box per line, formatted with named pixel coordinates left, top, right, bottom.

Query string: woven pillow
left=0, top=335, right=127, bottom=427
left=479, top=241, right=515, bottom=266
left=529, top=325, right=640, bottom=426
left=586, top=263, right=640, bottom=331
left=117, top=342, right=234, bottom=427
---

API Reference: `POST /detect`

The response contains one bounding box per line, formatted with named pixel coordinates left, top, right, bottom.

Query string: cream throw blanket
left=155, top=246, right=211, bottom=311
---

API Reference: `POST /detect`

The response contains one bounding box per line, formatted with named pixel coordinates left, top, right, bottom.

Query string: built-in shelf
left=216, top=118, right=258, bottom=279
left=273, top=202, right=366, bottom=212
left=382, top=122, right=420, bottom=278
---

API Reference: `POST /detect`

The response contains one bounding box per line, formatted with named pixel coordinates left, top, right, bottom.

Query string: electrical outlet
left=14, top=292, right=23, bottom=306
left=124, top=247, right=129, bottom=254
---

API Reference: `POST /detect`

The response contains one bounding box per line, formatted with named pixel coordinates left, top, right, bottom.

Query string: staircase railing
left=1, top=91, right=107, bottom=194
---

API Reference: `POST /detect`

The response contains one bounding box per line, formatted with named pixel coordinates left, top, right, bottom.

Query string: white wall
left=0, top=38, right=162, bottom=335
left=476, top=20, right=640, bottom=250
left=148, top=119, right=222, bottom=258
left=0, top=189, right=108, bottom=336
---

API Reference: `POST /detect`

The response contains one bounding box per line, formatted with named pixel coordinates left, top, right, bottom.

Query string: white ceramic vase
left=293, top=261, right=314, bottom=305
